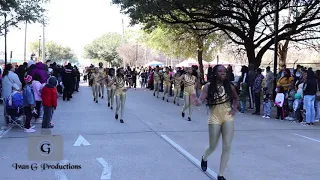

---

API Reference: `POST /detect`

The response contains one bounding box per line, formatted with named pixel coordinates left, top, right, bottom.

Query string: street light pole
left=122, top=18, right=125, bottom=68
left=4, top=13, right=7, bottom=66
left=136, top=43, right=138, bottom=67
left=273, top=1, right=279, bottom=97
left=24, top=20, right=28, bottom=62
left=42, top=22, right=46, bottom=62
left=38, top=36, right=41, bottom=60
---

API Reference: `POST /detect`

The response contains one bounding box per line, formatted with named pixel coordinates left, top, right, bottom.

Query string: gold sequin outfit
left=115, top=76, right=126, bottom=96
left=208, top=86, right=234, bottom=125
left=98, top=68, right=106, bottom=84
left=174, top=77, right=182, bottom=89
left=91, top=73, right=100, bottom=86
left=163, top=73, right=171, bottom=87
left=107, top=75, right=116, bottom=90
left=173, top=77, right=182, bottom=104
left=153, top=72, right=161, bottom=84
left=183, top=74, right=196, bottom=96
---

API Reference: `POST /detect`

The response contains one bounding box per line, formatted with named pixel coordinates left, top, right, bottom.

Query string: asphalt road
left=0, top=82, right=319, bottom=180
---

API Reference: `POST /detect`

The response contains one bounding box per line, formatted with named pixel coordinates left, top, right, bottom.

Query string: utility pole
left=122, top=18, right=125, bottom=68
left=42, top=22, right=46, bottom=62
left=135, top=43, right=138, bottom=67
left=4, top=13, right=7, bottom=66
left=273, top=1, right=279, bottom=98
left=38, top=36, right=41, bottom=60
left=24, top=20, right=27, bottom=62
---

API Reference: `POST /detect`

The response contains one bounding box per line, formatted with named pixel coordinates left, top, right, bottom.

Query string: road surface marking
left=96, top=157, right=112, bottom=179
left=294, top=134, right=320, bottom=143
left=54, top=160, right=69, bottom=180
left=73, top=135, right=91, bottom=146
left=161, top=135, right=218, bottom=179
left=0, top=126, right=13, bottom=139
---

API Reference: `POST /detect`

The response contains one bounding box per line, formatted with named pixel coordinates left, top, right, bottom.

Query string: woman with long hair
left=191, top=65, right=239, bottom=180
left=107, top=68, right=132, bottom=123
left=107, top=68, right=116, bottom=109
left=176, top=67, right=197, bottom=121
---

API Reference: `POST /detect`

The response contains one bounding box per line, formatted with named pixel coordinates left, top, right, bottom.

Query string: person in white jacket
left=1, top=64, right=22, bottom=130
left=275, top=86, right=285, bottom=120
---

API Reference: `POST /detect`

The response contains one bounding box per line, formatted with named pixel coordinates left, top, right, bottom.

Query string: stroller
left=5, top=91, right=25, bottom=129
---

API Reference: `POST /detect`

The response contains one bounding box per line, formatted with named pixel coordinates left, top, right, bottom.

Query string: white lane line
left=161, top=135, right=218, bottom=179
left=54, top=160, right=69, bottom=180
left=0, top=126, right=13, bottom=139
left=73, top=135, right=91, bottom=146
left=96, top=158, right=112, bottom=179
left=294, top=134, right=320, bottom=143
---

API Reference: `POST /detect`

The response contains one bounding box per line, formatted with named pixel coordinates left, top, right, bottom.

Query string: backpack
left=6, top=91, right=24, bottom=109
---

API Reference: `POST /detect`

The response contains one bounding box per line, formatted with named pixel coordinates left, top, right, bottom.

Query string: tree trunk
left=244, top=41, right=261, bottom=68
left=278, top=40, right=289, bottom=66
left=277, top=7, right=291, bottom=67
left=197, top=39, right=205, bottom=80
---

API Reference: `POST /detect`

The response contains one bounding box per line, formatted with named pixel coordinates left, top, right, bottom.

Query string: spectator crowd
left=236, top=64, right=320, bottom=126
left=1, top=58, right=81, bottom=133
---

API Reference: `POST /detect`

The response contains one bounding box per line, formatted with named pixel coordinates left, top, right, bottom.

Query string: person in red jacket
left=41, top=76, right=58, bottom=128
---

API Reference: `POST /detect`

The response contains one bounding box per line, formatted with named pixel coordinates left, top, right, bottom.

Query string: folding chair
left=6, top=108, right=25, bottom=130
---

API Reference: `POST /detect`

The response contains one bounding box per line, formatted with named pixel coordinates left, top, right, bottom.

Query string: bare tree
left=117, top=43, right=145, bottom=67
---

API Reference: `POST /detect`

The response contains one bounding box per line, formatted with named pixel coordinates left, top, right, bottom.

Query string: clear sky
left=0, top=0, right=133, bottom=61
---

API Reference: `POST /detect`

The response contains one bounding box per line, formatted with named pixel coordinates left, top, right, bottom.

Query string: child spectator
left=285, top=85, right=296, bottom=121
left=31, top=74, right=42, bottom=123
left=23, top=75, right=36, bottom=133
left=41, top=76, right=58, bottom=129
left=239, top=82, right=248, bottom=113
left=262, top=87, right=271, bottom=118
left=293, top=93, right=303, bottom=123
left=275, top=86, right=285, bottom=120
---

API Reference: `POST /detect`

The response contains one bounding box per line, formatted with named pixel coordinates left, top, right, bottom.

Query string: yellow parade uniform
left=173, top=76, right=182, bottom=104
left=115, top=76, right=126, bottom=96
left=107, top=75, right=116, bottom=90
left=153, top=72, right=161, bottom=83
left=183, top=74, right=196, bottom=96
left=208, top=86, right=234, bottom=125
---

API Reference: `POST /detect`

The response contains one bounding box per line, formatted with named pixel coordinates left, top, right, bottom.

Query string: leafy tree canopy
left=144, top=23, right=225, bottom=61
left=0, top=0, right=49, bottom=35
left=29, top=40, right=77, bottom=64
left=83, top=32, right=123, bottom=67
left=113, top=0, right=320, bottom=68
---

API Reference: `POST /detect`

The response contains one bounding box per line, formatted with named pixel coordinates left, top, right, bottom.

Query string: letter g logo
left=39, top=141, right=51, bottom=156
left=31, top=163, right=38, bottom=171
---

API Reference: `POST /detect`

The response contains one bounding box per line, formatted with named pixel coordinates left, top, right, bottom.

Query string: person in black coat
left=62, top=63, right=75, bottom=101
left=74, top=65, right=81, bottom=92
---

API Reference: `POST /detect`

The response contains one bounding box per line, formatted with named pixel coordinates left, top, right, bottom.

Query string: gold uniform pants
left=107, top=88, right=116, bottom=108
left=115, top=89, right=126, bottom=119
left=154, top=81, right=160, bottom=97
left=182, top=85, right=195, bottom=117
left=92, top=84, right=99, bottom=101
left=203, top=103, right=234, bottom=177
left=173, top=86, right=181, bottom=104
left=99, top=82, right=105, bottom=97
left=163, top=83, right=170, bottom=100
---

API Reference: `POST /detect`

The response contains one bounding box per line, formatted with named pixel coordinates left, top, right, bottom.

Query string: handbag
left=316, top=81, right=320, bottom=100
left=7, top=76, right=20, bottom=91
